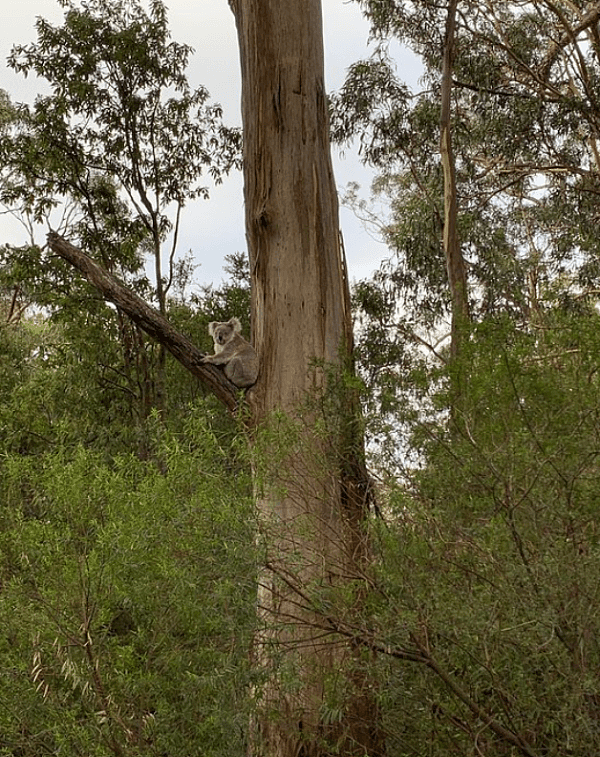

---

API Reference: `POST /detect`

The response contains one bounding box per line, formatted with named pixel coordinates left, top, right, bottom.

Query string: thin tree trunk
left=440, top=0, right=470, bottom=363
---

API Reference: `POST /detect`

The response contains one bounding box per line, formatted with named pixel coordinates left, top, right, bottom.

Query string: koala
left=202, top=317, right=259, bottom=388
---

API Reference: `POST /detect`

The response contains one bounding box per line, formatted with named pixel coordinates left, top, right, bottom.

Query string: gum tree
left=227, top=2, right=380, bottom=755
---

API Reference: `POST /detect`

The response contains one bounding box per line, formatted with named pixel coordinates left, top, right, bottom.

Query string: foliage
left=0, top=247, right=250, bottom=459
left=333, top=0, right=600, bottom=340
left=2, top=0, right=240, bottom=238
left=0, top=416, right=256, bottom=757
left=0, top=0, right=242, bottom=432
left=361, top=311, right=600, bottom=756
left=4, top=1, right=600, bottom=755
left=0, top=23, right=252, bottom=754
left=0, top=227, right=254, bottom=754
left=334, top=0, right=600, bottom=475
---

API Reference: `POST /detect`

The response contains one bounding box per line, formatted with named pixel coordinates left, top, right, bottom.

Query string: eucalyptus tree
left=1, top=0, right=240, bottom=429
left=331, top=0, right=600, bottom=449
left=333, top=0, right=600, bottom=332
left=226, top=2, right=381, bottom=754
left=4, top=0, right=240, bottom=300
left=330, top=3, right=600, bottom=754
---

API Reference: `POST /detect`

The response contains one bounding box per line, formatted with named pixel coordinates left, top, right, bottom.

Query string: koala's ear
left=208, top=322, right=218, bottom=336
left=229, top=317, right=242, bottom=333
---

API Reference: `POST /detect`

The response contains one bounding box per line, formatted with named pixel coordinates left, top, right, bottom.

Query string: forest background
left=2, top=1, right=600, bottom=757
left=0, top=0, right=408, bottom=284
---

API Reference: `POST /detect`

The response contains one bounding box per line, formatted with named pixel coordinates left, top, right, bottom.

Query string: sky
left=0, top=0, right=421, bottom=287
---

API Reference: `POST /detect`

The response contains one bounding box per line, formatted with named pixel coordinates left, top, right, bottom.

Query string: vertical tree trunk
left=230, top=0, right=352, bottom=382
left=440, top=0, right=470, bottom=363
left=228, top=1, right=380, bottom=755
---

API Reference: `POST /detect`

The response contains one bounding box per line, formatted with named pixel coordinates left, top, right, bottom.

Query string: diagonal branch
left=538, top=3, right=600, bottom=83
left=47, top=232, right=240, bottom=412
left=263, top=558, right=540, bottom=757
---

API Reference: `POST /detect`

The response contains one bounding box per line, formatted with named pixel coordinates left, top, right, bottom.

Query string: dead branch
left=47, top=232, right=240, bottom=412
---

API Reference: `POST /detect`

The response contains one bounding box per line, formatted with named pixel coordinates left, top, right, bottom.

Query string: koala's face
left=209, top=320, right=238, bottom=347
left=213, top=324, right=234, bottom=346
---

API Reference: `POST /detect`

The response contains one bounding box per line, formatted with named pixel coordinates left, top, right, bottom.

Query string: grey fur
left=202, top=317, right=259, bottom=388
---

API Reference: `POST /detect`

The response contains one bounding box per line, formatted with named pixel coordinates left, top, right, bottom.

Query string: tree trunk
left=440, top=0, right=470, bottom=363
left=228, top=1, right=380, bottom=755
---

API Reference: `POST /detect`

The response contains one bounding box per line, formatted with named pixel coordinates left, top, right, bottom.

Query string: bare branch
left=47, top=232, right=241, bottom=412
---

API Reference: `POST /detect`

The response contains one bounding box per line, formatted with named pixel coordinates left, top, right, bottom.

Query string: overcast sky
left=1, top=0, right=421, bottom=287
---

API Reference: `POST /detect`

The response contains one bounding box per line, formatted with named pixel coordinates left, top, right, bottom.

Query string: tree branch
left=538, top=3, right=600, bottom=83
left=47, top=232, right=240, bottom=412
left=263, top=558, right=539, bottom=757
left=415, top=637, right=539, bottom=757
